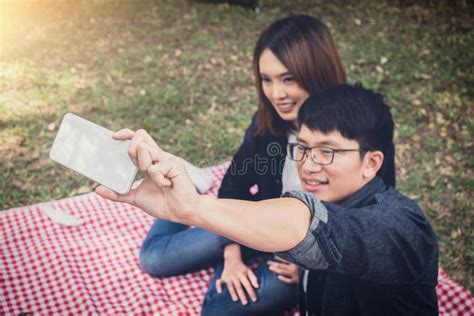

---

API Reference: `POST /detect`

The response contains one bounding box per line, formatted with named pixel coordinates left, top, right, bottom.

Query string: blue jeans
left=140, top=219, right=297, bottom=315
left=140, top=219, right=231, bottom=277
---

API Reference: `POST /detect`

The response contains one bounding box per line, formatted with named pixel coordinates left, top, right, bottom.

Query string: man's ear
left=362, top=150, right=384, bottom=179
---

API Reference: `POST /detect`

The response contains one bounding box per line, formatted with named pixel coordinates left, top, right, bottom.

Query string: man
left=96, top=84, right=439, bottom=315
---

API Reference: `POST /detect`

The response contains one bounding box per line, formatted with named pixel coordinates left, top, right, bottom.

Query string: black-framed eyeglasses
left=287, top=143, right=368, bottom=165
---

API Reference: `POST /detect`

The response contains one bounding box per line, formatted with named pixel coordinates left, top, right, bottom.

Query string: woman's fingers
left=239, top=275, right=257, bottom=303
left=267, top=261, right=287, bottom=275
left=268, top=260, right=299, bottom=284
left=216, top=276, right=255, bottom=305
left=226, top=280, right=239, bottom=302
left=247, top=269, right=259, bottom=289
left=215, top=279, right=222, bottom=294
left=277, top=274, right=296, bottom=284
left=232, top=278, right=248, bottom=305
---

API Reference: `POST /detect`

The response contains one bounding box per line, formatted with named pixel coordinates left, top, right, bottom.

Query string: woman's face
left=259, top=48, right=310, bottom=122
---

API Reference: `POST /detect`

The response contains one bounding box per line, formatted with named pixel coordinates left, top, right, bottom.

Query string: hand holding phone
left=95, top=128, right=202, bottom=222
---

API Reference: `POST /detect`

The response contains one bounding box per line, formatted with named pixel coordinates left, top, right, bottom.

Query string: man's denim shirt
left=277, top=177, right=439, bottom=315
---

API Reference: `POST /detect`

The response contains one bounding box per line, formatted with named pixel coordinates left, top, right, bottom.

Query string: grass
left=0, top=0, right=472, bottom=291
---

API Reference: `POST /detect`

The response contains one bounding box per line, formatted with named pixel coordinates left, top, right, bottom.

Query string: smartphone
left=49, top=113, right=138, bottom=194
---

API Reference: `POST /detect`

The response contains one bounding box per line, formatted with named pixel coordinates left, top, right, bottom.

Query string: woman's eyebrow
left=259, top=71, right=292, bottom=78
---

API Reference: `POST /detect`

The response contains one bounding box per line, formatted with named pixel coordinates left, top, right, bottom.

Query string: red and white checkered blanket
left=1, top=163, right=473, bottom=315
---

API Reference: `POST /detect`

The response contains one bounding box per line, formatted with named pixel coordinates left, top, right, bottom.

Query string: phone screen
left=49, top=113, right=138, bottom=194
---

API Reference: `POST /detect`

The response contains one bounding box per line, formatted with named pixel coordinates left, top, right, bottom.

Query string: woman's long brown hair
left=253, top=15, right=346, bottom=136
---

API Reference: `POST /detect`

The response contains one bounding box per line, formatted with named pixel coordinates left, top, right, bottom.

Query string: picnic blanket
left=1, top=163, right=473, bottom=315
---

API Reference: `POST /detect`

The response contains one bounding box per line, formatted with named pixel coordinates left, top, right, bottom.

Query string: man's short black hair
left=298, top=84, right=396, bottom=187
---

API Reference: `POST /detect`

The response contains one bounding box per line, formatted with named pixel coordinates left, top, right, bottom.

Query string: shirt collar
left=340, top=177, right=387, bottom=209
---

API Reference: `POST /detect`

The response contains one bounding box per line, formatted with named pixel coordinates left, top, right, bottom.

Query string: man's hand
left=216, top=257, right=259, bottom=305
left=267, top=256, right=299, bottom=284
left=95, top=129, right=200, bottom=223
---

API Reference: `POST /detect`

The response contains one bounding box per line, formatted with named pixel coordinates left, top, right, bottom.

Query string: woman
left=139, top=14, right=348, bottom=315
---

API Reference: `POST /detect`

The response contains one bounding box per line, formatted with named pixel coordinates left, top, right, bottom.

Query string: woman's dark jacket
left=218, top=113, right=287, bottom=201
left=216, top=113, right=287, bottom=248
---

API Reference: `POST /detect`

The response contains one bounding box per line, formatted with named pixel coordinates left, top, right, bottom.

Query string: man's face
left=296, top=125, right=371, bottom=204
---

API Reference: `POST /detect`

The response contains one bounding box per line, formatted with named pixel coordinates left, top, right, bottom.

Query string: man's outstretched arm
left=95, top=128, right=311, bottom=253
left=186, top=195, right=311, bottom=253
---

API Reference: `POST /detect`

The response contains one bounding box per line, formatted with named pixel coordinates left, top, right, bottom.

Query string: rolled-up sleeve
left=278, top=187, right=438, bottom=284
left=275, top=191, right=330, bottom=270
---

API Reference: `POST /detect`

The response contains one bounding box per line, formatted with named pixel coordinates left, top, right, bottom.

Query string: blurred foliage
left=0, top=0, right=472, bottom=292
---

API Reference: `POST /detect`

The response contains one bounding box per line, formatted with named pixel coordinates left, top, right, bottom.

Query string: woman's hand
left=216, top=257, right=259, bottom=305
left=95, top=129, right=200, bottom=223
left=267, top=256, right=299, bottom=284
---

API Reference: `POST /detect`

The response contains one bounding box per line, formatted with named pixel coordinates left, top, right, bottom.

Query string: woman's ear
left=362, top=151, right=384, bottom=179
